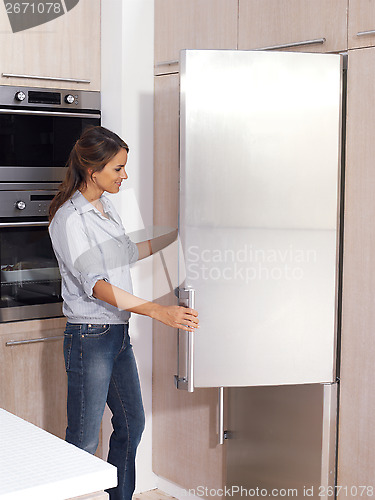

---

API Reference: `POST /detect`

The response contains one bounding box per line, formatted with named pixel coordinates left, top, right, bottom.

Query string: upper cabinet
left=0, top=0, right=100, bottom=90
left=154, top=0, right=238, bottom=75
left=154, top=0, right=350, bottom=76
left=348, top=0, right=375, bottom=49
left=238, top=0, right=348, bottom=53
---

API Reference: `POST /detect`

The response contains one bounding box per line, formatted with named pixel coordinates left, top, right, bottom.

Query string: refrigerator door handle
left=174, top=287, right=195, bottom=392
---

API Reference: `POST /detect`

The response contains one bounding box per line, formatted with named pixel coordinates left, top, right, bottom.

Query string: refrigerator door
left=178, top=50, right=343, bottom=389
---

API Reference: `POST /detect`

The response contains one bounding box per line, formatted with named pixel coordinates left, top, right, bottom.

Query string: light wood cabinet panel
left=152, top=74, right=224, bottom=492
left=238, top=0, right=348, bottom=52
left=0, top=317, right=67, bottom=439
left=0, top=0, right=100, bottom=90
left=337, top=47, right=375, bottom=493
left=348, top=0, right=375, bottom=49
left=153, top=74, right=180, bottom=228
left=154, top=0, right=238, bottom=75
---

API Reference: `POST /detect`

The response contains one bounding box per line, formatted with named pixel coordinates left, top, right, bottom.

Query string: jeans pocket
left=84, top=324, right=111, bottom=338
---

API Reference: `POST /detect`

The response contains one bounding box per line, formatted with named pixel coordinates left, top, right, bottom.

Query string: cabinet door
left=154, top=0, right=238, bottom=75
left=338, top=47, right=375, bottom=493
left=348, top=0, right=375, bottom=49
left=0, top=318, right=67, bottom=439
left=152, top=74, right=224, bottom=491
left=0, top=0, right=100, bottom=90
left=238, top=0, right=347, bottom=52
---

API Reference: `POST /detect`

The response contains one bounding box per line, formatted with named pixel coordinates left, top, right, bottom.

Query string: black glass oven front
left=0, top=113, right=99, bottom=168
left=0, top=223, right=62, bottom=322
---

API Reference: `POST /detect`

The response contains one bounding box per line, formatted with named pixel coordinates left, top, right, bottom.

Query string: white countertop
left=0, top=409, right=117, bottom=499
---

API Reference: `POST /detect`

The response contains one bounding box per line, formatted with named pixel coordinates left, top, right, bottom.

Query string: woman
left=48, top=125, right=198, bottom=500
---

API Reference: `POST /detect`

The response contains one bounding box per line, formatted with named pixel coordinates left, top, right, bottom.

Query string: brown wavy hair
left=49, top=126, right=129, bottom=221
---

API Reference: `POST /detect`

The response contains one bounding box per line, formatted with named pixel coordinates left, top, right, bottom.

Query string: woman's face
left=91, top=148, right=128, bottom=195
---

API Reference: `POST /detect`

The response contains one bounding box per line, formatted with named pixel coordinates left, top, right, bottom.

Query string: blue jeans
left=63, top=322, right=145, bottom=500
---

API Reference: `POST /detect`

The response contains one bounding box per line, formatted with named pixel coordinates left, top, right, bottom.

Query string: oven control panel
left=0, top=85, right=100, bottom=111
left=1, top=190, right=56, bottom=218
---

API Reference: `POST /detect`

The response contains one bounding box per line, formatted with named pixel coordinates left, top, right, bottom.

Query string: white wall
left=101, top=0, right=156, bottom=493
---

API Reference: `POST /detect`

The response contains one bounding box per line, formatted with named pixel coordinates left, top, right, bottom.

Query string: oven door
left=0, top=109, right=100, bottom=182
left=0, top=220, right=62, bottom=322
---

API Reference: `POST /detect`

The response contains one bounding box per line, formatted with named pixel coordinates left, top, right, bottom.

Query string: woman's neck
left=79, top=184, right=104, bottom=204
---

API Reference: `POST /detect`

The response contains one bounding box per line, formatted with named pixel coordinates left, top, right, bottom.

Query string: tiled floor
left=133, top=489, right=177, bottom=500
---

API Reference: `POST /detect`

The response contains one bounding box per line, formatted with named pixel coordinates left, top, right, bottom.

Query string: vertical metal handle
left=174, top=287, right=195, bottom=392
left=218, top=387, right=224, bottom=445
left=187, top=326, right=194, bottom=393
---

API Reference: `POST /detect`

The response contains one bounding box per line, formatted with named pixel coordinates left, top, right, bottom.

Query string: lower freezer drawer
left=226, top=383, right=337, bottom=500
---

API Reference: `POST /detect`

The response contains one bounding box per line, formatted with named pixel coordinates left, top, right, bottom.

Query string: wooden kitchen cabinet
left=337, top=47, right=375, bottom=493
left=152, top=74, right=224, bottom=492
left=0, top=0, right=100, bottom=90
left=154, top=0, right=238, bottom=75
left=348, top=0, right=375, bottom=49
left=153, top=74, right=180, bottom=229
left=238, top=0, right=348, bottom=52
left=0, top=317, right=67, bottom=439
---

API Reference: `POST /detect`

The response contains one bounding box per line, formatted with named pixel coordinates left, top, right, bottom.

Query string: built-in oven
left=0, top=85, right=100, bottom=322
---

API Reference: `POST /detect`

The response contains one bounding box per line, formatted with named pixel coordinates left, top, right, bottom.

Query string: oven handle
left=0, top=109, right=100, bottom=119
left=0, top=221, right=49, bottom=228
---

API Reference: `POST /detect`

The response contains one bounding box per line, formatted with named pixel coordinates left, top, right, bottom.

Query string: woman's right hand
left=153, top=304, right=199, bottom=332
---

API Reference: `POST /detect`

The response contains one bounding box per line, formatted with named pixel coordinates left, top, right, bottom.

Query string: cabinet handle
left=356, top=30, right=375, bottom=37
left=2, top=73, right=90, bottom=84
left=218, top=386, right=224, bottom=446
left=155, top=60, right=179, bottom=67
left=6, top=335, right=64, bottom=346
left=174, top=287, right=195, bottom=392
left=255, top=37, right=326, bottom=51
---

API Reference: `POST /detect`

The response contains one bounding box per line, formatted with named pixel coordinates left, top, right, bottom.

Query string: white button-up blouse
left=49, top=190, right=138, bottom=324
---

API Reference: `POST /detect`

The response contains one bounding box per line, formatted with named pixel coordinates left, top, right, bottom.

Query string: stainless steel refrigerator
left=175, top=49, right=344, bottom=499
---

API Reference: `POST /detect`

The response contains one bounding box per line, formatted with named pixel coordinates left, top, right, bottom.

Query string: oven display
left=28, top=91, right=61, bottom=105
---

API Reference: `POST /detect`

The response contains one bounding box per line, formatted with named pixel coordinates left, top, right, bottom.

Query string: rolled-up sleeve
left=49, top=212, right=109, bottom=299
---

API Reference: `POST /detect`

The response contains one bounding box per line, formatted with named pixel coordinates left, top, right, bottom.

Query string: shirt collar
left=70, top=190, right=120, bottom=224
left=70, top=190, right=95, bottom=215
